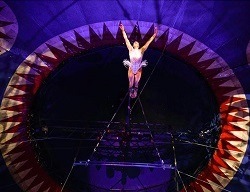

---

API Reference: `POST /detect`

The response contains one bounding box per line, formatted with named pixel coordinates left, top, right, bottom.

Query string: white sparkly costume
left=123, top=48, right=148, bottom=74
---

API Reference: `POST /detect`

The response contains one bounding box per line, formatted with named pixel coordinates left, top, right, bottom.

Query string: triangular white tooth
left=62, top=37, right=80, bottom=48
left=0, top=122, right=22, bottom=132
left=177, top=40, right=190, bottom=51
left=0, top=132, right=21, bottom=144
left=43, top=187, right=51, bottom=192
left=21, top=175, right=37, bottom=188
left=188, top=44, right=203, bottom=56
left=221, top=158, right=240, bottom=172
left=60, top=29, right=79, bottom=45
left=0, top=110, right=22, bottom=120
left=46, top=37, right=68, bottom=53
left=213, top=57, right=227, bottom=66
left=228, top=151, right=246, bottom=162
left=28, top=181, right=44, bottom=192
left=172, top=33, right=194, bottom=51
left=212, top=173, right=230, bottom=188
left=166, top=28, right=181, bottom=45
left=227, top=140, right=247, bottom=151
left=41, top=49, right=57, bottom=59
left=19, top=175, right=37, bottom=190
left=16, top=168, right=33, bottom=179
left=4, top=87, right=27, bottom=96
left=228, top=111, right=249, bottom=120
left=223, top=88, right=242, bottom=97
left=207, top=179, right=222, bottom=192
left=42, top=36, right=68, bottom=57
left=225, top=100, right=247, bottom=108
left=0, top=122, right=24, bottom=135
left=0, top=110, right=22, bottom=116
left=73, top=28, right=91, bottom=44
left=212, top=69, right=234, bottom=79
left=225, top=143, right=247, bottom=161
left=5, top=151, right=25, bottom=164
left=25, top=53, right=49, bottom=67
left=205, top=61, right=221, bottom=70
left=1, top=98, right=24, bottom=109
left=229, top=130, right=249, bottom=140
left=34, top=42, right=48, bottom=53
left=195, top=48, right=213, bottom=62
left=219, top=80, right=234, bottom=87
left=89, top=22, right=103, bottom=34
left=16, top=62, right=39, bottom=75
left=10, top=74, right=34, bottom=85
left=200, top=185, right=209, bottom=192
left=89, top=23, right=103, bottom=39
left=73, top=25, right=91, bottom=41
left=7, top=160, right=28, bottom=171
left=0, top=142, right=21, bottom=154
left=229, top=121, right=248, bottom=131
left=217, top=166, right=235, bottom=180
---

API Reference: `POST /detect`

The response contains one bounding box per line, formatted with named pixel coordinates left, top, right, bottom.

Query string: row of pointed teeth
left=0, top=20, right=249, bottom=192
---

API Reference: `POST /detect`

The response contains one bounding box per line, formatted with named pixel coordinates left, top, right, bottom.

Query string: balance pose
left=119, top=24, right=158, bottom=98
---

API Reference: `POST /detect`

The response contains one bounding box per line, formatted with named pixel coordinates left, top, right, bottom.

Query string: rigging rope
left=131, top=35, right=168, bottom=112
left=171, top=133, right=188, bottom=192
left=61, top=140, right=82, bottom=191
left=85, top=91, right=129, bottom=164
left=178, top=170, right=232, bottom=192
left=138, top=98, right=165, bottom=165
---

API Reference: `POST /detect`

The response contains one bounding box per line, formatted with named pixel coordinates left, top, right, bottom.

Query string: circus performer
left=119, top=24, right=158, bottom=98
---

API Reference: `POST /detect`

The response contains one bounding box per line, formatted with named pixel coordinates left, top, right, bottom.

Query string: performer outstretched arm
left=140, top=27, right=158, bottom=53
left=119, top=23, right=158, bottom=98
left=119, top=24, right=133, bottom=51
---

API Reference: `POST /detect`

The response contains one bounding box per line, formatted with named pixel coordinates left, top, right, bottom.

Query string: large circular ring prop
left=0, top=1, right=18, bottom=55
left=0, top=20, right=249, bottom=192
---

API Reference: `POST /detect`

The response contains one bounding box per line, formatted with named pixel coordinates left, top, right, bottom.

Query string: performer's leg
left=128, top=68, right=136, bottom=98
left=131, top=68, right=142, bottom=98
left=128, top=68, right=134, bottom=89
left=134, top=68, right=142, bottom=88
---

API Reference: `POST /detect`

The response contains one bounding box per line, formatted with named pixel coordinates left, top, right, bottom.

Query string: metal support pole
left=74, top=161, right=175, bottom=169
left=126, top=91, right=131, bottom=133
left=171, top=134, right=179, bottom=191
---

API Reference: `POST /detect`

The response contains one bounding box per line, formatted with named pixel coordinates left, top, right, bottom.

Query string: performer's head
left=133, top=41, right=139, bottom=49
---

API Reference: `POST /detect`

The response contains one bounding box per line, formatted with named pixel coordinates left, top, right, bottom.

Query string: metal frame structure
left=34, top=91, right=220, bottom=191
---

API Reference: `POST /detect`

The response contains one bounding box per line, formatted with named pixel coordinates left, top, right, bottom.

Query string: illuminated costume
left=119, top=23, right=157, bottom=98
left=123, top=48, right=148, bottom=74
